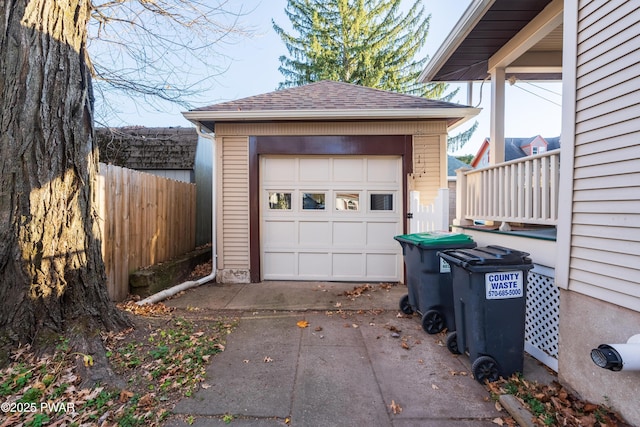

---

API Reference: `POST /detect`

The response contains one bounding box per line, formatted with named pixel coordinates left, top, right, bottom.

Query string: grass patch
left=0, top=302, right=235, bottom=426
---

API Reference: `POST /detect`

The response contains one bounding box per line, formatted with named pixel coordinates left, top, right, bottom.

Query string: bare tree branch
left=88, top=0, right=254, bottom=123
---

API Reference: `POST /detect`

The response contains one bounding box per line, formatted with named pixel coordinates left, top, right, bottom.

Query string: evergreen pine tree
left=273, top=0, right=477, bottom=149
left=273, top=0, right=449, bottom=99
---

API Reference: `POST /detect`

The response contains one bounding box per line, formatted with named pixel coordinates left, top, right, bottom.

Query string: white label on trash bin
left=485, top=271, right=523, bottom=299
left=440, top=258, right=451, bottom=273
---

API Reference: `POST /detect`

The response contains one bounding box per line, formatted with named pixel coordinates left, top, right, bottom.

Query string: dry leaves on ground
left=0, top=311, right=235, bottom=426
left=340, top=283, right=395, bottom=300
left=117, top=300, right=175, bottom=316
left=389, top=399, right=403, bottom=414
left=188, top=260, right=213, bottom=280
left=486, top=374, right=631, bottom=426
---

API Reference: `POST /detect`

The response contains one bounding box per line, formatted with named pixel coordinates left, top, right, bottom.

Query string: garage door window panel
left=370, top=193, right=394, bottom=211
left=268, top=192, right=292, bottom=210
left=335, top=192, right=360, bottom=211
left=302, top=192, right=326, bottom=210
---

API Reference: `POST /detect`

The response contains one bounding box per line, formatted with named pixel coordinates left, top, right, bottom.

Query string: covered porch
left=418, top=0, right=564, bottom=371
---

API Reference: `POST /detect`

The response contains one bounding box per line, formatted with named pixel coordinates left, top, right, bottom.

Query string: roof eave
left=418, top=0, right=495, bottom=83
left=183, top=108, right=481, bottom=126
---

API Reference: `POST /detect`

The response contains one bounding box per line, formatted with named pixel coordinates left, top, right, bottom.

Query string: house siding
left=569, top=0, right=640, bottom=312
left=219, top=136, right=250, bottom=273
left=214, top=120, right=447, bottom=281
left=552, top=2, right=640, bottom=424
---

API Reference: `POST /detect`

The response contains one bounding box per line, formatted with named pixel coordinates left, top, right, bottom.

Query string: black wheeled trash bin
left=394, top=232, right=475, bottom=334
left=437, top=245, right=533, bottom=383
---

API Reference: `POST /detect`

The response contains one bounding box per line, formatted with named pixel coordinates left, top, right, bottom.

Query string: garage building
left=183, top=80, right=479, bottom=283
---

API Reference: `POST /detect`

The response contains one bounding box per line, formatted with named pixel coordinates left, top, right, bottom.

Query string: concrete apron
left=164, top=282, right=547, bottom=426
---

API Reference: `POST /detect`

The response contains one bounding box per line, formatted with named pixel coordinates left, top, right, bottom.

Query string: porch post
left=490, top=67, right=506, bottom=165
left=453, top=167, right=473, bottom=226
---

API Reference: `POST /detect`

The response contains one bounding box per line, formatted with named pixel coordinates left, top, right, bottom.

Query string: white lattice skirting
left=525, top=264, right=559, bottom=372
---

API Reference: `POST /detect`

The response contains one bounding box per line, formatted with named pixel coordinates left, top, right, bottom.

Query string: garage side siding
left=214, top=121, right=447, bottom=137
left=411, top=134, right=442, bottom=205
left=220, top=136, right=250, bottom=272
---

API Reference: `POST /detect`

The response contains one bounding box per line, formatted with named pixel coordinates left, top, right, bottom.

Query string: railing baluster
left=456, top=149, right=560, bottom=226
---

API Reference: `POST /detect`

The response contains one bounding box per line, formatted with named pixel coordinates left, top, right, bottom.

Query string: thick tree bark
left=0, top=0, right=131, bottom=354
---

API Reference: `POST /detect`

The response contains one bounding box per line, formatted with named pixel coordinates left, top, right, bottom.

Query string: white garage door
left=260, top=155, right=403, bottom=281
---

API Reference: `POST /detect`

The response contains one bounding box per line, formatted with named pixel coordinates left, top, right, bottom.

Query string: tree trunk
left=0, top=0, right=131, bottom=355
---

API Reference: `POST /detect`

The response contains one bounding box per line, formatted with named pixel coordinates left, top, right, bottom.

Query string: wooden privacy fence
left=97, top=163, right=196, bottom=301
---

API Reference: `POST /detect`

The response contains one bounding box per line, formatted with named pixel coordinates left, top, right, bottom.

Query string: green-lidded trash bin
left=394, top=232, right=476, bottom=334
left=437, top=245, right=533, bottom=383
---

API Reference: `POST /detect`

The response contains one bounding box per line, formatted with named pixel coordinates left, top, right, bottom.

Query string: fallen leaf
left=431, top=384, right=439, bottom=390
left=138, top=393, right=155, bottom=408
left=201, top=383, right=211, bottom=389
left=492, top=417, right=505, bottom=425
left=83, top=354, right=94, bottom=367
left=243, top=359, right=250, bottom=363
left=389, top=400, right=403, bottom=414
left=341, top=284, right=373, bottom=300
left=495, top=401, right=503, bottom=411
left=401, top=341, right=410, bottom=350
left=297, top=320, right=309, bottom=328
left=314, top=326, right=323, bottom=332
left=583, top=403, right=598, bottom=412
left=264, top=356, right=273, bottom=363
left=119, top=389, right=134, bottom=403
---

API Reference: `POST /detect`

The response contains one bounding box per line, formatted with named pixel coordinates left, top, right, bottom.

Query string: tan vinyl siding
left=214, top=120, right=447, bottom=137
left=411, top=134, right=442, bottom=205
left=569, top=0, right=640, bottom=311
left=220, top=136, right=250, bottom=269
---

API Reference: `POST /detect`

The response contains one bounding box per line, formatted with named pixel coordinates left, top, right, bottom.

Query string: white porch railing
left=409, top=189, right=449, bottom=233
left=455, top=149, right=560, bottom=226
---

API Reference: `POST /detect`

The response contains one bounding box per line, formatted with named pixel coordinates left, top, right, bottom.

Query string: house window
left=335, top=193, right=359, bottom=211
left=268, top=192, right=291, bottom=210
left=532, top=146, right=546, bottom=155
left=370, top=193, right=393, bottom=211
left=302, top=193, right=325, bottom=210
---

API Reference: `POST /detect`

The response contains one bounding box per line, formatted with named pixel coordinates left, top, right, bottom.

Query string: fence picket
left=97, top=163, right=196, bottom=301
left=409, top=189, right=449, bottom=233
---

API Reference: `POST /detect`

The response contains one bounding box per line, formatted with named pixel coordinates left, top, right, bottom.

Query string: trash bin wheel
left=446, top=332, right=461, bottom=354
left=421, top=309, right=445, bottom=334
left=472, top=356, right=501, bottom=384
left=399, top=294, right=414, bottom=315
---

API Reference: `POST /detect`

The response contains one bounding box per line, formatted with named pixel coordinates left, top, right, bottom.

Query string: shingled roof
left=96, top=127, right=197, bottom=170
left=184, top=80, right=480, bottom=132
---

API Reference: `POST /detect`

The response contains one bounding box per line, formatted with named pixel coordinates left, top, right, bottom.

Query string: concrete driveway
left=162, top=282, right=554, bottom=426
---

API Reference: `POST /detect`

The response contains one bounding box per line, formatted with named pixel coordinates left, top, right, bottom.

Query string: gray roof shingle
left=193, top=80, right=469, bottom=112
